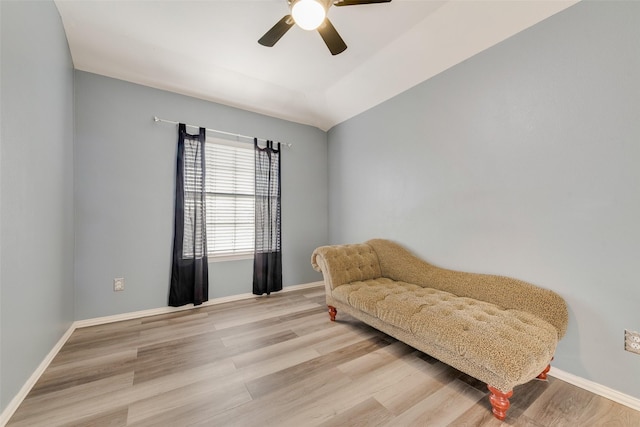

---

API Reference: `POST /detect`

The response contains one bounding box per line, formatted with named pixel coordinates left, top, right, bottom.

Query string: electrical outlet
left=624, top=330, right=640, bottom=355
left=113, top=277, right=125, bottom=292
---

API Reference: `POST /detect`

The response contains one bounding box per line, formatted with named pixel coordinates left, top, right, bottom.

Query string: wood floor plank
left=336, top=341, right=417, bottom=380
left=277, top=355, right=425, bottom=426
left=449, top=398, right=506, bottom=427
left=244, top=335, right=394, bottom=399
left=137, top=316, right=217, bottom=342
left=312, top=325, right=380, bottom=355
left=126, top=385, right=250, bottom=427
left=9, top=372, right=135, bottom=423
left=521, top=377, right=640, bottom=426
left=196, top=367, right=353, bottom=427
left=301, top=288, right=327, bottom=299
left=133, top=333, right=226, bottom=384
left=126, top=374, right=251, bottom=424
left=373, top=360, right=451, bottom=416
left=255, top=367, right=356, bottom=427
left=8, top=361, right=236, bottom=427
left=520, top=377, right=594, bottom=424
left=511, top=415, right=550, bottom=427
left=62, top=407, right=129, bottom=427
left=230, top=324, right=345, bottom=369
left=29, top=349, right=137, bottom=397
left=575, top=394, right=640, bottom=426
left=289, top=311, right=338, bottom=336
left=139, top=309, right=208, bottom=324
left=218, top=307, right=328, bottom=345
left=382, top=378, right=486, bottom=426
left=316, top=397, right=394, bottom=427
left=52, top=329, right=142, bottom=365
left=210, top=301, right=321, bottom=330
left=204, top=293, right=310, bottom=321
left=234, top=346, right=323, bottom=382
left=8, top=284, right=640, bottom=426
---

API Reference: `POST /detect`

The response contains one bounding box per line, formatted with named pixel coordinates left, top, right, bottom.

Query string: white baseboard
left=549, top=367, right=640, bottom=411
left=74, top=281, right=324, bottom=328
left=0, top=281, right=324, bottom=426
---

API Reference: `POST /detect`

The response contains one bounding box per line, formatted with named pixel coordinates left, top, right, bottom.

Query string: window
left=205, top=138, right=255, bottom=259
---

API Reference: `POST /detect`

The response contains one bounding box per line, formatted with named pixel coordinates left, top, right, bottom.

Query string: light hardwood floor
left=7, top=285, right=640, bottom=426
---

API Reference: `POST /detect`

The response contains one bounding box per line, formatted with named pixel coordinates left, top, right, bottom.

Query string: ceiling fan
left=258, top=0, right=392, bottom=55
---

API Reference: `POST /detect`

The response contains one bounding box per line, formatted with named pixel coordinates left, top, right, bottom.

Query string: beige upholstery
left=311, top=239, right=569, bottom=393
left=311, top=243, right=381, bottom=289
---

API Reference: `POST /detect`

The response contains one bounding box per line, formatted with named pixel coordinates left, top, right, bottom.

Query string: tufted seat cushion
left=332, top=278, right=559, bottom=384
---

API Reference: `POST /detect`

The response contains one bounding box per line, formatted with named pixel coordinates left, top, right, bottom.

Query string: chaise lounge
left=311, top=239, right=568, bottom=421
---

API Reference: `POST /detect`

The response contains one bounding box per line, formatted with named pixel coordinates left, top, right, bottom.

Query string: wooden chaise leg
left=537, top=357, right=553, bottom=380
left=328, top=305, right=337, bottom=322
left=487, top=386, right=513, bottom=421
left=537, top=363, right=551, bottom=380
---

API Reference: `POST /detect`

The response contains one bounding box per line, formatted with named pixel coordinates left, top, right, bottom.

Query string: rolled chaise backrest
left=311, top=243, right=382, bottom=289
left=366, top=239, right=569, bottom=338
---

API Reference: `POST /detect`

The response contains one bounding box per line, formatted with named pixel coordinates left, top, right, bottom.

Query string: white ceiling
left=54, top=0, right=578, bottom=131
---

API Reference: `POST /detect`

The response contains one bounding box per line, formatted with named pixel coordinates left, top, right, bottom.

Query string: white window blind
left=205, top=138, right=255, bottom=258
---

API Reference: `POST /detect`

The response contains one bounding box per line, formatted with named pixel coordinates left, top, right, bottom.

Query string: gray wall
left=328, top=1, right=640, bottom=399
left=0, top=0, right=75, bottom=411
left=74, top=71, right=327, bottom=320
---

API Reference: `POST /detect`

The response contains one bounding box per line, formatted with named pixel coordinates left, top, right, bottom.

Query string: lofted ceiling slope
left=55, top=0, right=578, bottom=131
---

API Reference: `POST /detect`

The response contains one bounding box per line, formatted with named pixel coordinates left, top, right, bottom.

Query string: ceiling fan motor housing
left=290, top=0, right=332, bottom=31
left=260, top=0, right=391, bottom=55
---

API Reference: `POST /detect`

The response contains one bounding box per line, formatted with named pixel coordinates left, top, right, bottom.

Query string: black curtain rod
left=153, top=116, right=291, bottom=148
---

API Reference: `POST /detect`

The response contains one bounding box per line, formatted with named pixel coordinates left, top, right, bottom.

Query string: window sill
left=208, top=253, right=253, bottom=263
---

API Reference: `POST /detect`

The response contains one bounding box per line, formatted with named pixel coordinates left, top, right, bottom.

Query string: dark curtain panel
left=169, top=123, right=209, bottom=306
left=253, top=139, right=282, bottom=295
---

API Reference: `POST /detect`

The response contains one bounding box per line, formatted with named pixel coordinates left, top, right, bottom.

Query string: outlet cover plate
left=114, top=278, right=125, bottom=292
left=624, top=329, right=640, bottom=355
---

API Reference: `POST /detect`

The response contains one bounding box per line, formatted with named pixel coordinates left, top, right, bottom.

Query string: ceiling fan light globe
left=292, top=0, right=326, bottom=31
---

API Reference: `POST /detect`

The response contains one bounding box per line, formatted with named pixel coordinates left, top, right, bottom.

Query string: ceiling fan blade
left=258, top=15, right=294, bottom=47
left=333, top=0, right=391, bottom=6
left=317, top=18, right=347, bottom=55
